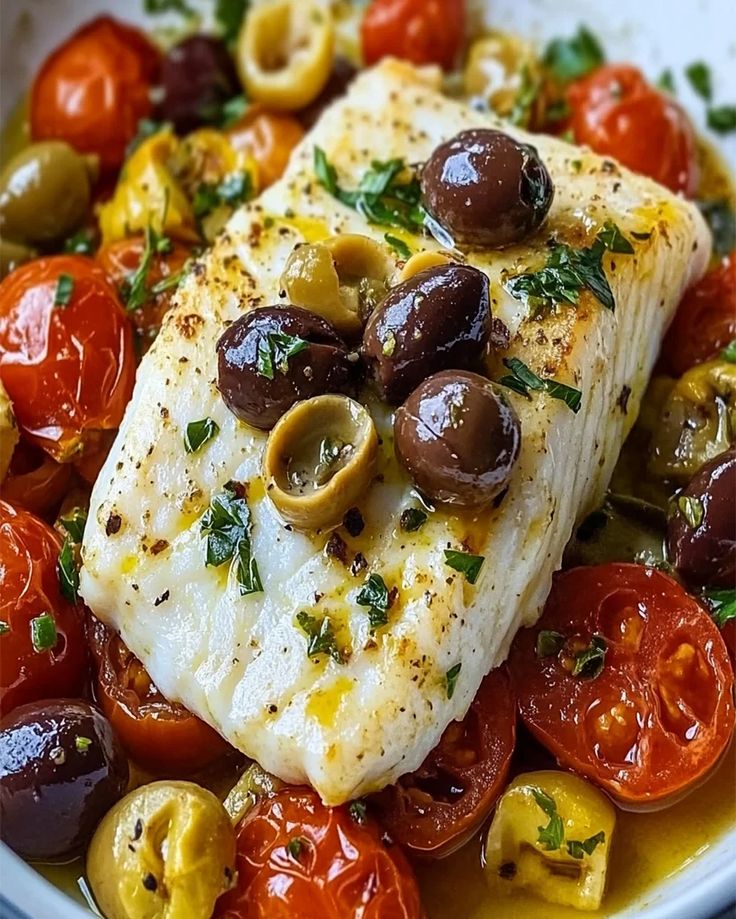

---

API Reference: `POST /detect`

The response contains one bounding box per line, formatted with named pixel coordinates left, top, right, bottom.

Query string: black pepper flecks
left=105, top=513, right=122, bottom=536
left=342, top=507, right=365, bottom=537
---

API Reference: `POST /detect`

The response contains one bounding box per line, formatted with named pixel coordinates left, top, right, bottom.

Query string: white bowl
left=0, top=1, right=734, bottom=917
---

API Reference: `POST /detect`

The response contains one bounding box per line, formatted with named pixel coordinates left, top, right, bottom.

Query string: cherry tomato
left=508, top=563, right=734, bottom=809
left=0, top=255, right=135, bottom=467
left=227, top=109, right=305, bottom=189
left=370, top=666, right=515, bottom=857
left=0, top=500, right=87, bottom=716
left=97, top=236, right=192, bottom=355
left=87, top=615, right=230, bottom=775
left=566, top=64, right=699, bottom=196
left=0, top=438, right=72, bottom=518
left=661, top=252, right=736, bottom=377
left=30, top=16, right=160, bottom=173
left=215, top=787, right=424, bottom=919
left=361, top=0, right=466, bottom=70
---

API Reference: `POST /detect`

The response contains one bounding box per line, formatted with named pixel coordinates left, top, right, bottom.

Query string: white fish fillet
left=80, top=60, right=710, bottom=804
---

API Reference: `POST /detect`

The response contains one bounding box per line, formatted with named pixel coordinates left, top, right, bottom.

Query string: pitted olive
left=394, top=370, right=521, bottom=507
left=362, top=263, right=491, bottom=404
left=398, top=248, right=456, bottom=283
left=262, top=394, right=378, bottom=530
left=281, top=234, right=393, bottom=336
left=0, top=141, right=96, bottom=244
left=87, top=781, right=236, bottom=919
left=217, top=306, right=356, bottom=430
left=421, top=129, right=554, bottom=248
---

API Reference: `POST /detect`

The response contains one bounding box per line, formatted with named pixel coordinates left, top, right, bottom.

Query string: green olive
left=0, top=141, right=97, bottom=244
left=223, top=762, right=283, bottom=825
left=262, top=394, right=378, bottom=530
left=87, top=781, right=236, bottom=919
left=0, top=238, right=38, bottom=279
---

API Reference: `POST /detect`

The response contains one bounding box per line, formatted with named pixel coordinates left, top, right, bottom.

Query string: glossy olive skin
left=217, top=306, right=355, bottom=430
left=362, top=264, right=491, bottom=404
left=667, top=448, right=735, bottom=587
left=0, top=699, right=128, bottom=861
left=158, top=36, right=240, bottom=134
left=394, top=370, right=521, bottom=507
left=421, top=129, right=554, bottom=248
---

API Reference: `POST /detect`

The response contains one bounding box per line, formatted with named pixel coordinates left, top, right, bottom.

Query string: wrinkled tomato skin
left=87, top=615, right=230, bottom=775
left=566, top=64, right=699, bottom=196
left=370, top=666, right=516, bottom=858
left=0, top=500, right=87, bottom=716
left=361, top=0, right=466, bottom=70
left=0, top=255, right=135, bottom=467
left=0, top=439, right=73, bottom=519
left=216, top=787, right=424, bottom=919
left=509, top=563, right=734, bottom=809
left=661, top=252, right=736, bottom=377
left=30, top=16, right=160, bottom=173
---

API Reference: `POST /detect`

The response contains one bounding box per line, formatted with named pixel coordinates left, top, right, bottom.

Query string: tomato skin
left=30, top=16, right=160, bottom=173
left=566, top=64, right=699, bottom=196
left=215, top=787, right=424, bottom=919
left=227, top=109, right=305, bottom=189
left=0, top=438, right=73, bottom=518
left=509, top=563, right=734, bottom=808
left=661, top=252, right=736, bottom=377
left=361, top=0, right=466, bottom=70
left=0, top=500, right=87, bottom=716
left=0, top=255, right=135, bottom=466
left=87, top=615, right=229, bottom=775
left=370, top=666, right=516, bottom=858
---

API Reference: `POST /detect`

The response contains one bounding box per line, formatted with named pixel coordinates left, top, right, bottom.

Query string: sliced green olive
left=223, top=762, right=283, bottom=825
left=0, top=141, right=97, bottom=244
left=398, top=248, right=456, bottom=283
left=87, top=781, right=236, bottom=919
left=262, top=394, right=378, bottom=530
left=0, top=238, right=37, bottom=280
left=280, top=234, right=393, bottom=337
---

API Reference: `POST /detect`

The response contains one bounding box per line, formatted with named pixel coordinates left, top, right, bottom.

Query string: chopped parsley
left=60, top=507, right=88, bottom=544
left=721, top=339, right=736, bottom=363
left=0, top=621, right=10, bottom=635
left=296, top=611, right=343, bottom=663
left=707, top=105, right=736, bottom=134
left=567, top=831, right=606, bottom=859
left=255, top=331, right=309, bottom=380
left=596, top=221, right=635, bottom=254
left=677, top=494, right=704, bottom=529
left=63, top=230, right=96, bottom=255
left=498, top=357, right=582, bottom=414
left=144, top=0, right=196, bottom=15
left=356, top=573, right=391, bottom=630
left=31, top=613, right=57, bottom=653
left=201, top=482, right=262, bottom=595
left=75, top=736, right=92, bottom=754
left=685, top=61, right=712, bottom=102
left=216, top=0, right=250, bottom=45
left=400, top=507, right=428, bottom=532
left=536, top=630, right=565, bottom=658
left=532, top=788, right=565, bottom=850
left=286, top=836, right=307, bottom=860
left=384, top=233, right=412, bottom=259
left=314, top=147, right=427, bottom=234
left=218, top=95, right=248, bottom=128
left=542, top=26, right=605, bottom=83
left=571, top=635, right=607, bottom=679
left=510, top=65, right=542, bottom=126
left=193, top=172, right=253, bottom=219
left=657, top=69, right=676, bottom=94
left=58, top=537, right=80, bottom=604
left=698, top=199, right=736, bottom=257
left=184, top=418, right=220, bottom=454
left=349, top=800, right=368, bottom=824
left=445, top=662, right=462, bottom=699
left=444, top=550, right=484, bottom=585
left=124, top=223, right=172, bottom=312
left=702, top=588, right=736, bottom=629
left=53, top=274, right=74, bottom=307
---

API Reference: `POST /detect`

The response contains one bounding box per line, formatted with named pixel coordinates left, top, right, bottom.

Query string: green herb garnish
left=657, top=69, right=676, bottom=94
left=567, top=831, right=606, bottom=859
left=60, top=508, right=88, bottom=544
left=698, top=199, right=736, bottom=257
left=532, top=788, right=565, bottom=850
left=124, top=223, right=172, bottom=312
left=255, top=331, right=309, bottom=380
left=63, top=230, right=96, bottom=255
left=445, top=662, right=462, bottom=699
left=193, top=172, right=253, bottom=219
left=543, top=26, right=605, bottom=83
left=499, top=357, right=582, bottom=414
left=218, top=95, right=249, bottom=128
left=571, top=635, right=607, bottom=679
left=296, top=611, right=343, bottom=663
left=685, top=61, right=712, bottom=101
left=444, top=550, right=484, bottom=585
left=201, top=482, right=262, bottom=595
left=31, top=613, right=57, bottom=653
left=184, top=418, right=220, bottom=454
left=707, top=105, right=736, bottom=134
left=75, top=736, right=92, bottom=754
left=721, top=339, right=736, bottom=363
left=510, top=65, right=542, bottom=126
left=286, top=836, right=307, bottom=859
left=356, top=573, right=391, bottom=630
left=536, top=630, right=566, bottom=658
left=54, top=274, right=74, bottom=307
left=58, top=537, right=80, bottom=604
left=702, top=588, right=736, bottom=629
left=596, top=221, right=635, bottom=254
left=384, top=233, right=412, bottom=259
left=0, top=621, right=10, bottom=635
left=349, top=800, right=367, bottom=824
left=143, top=0, right=196, bottom=16
left=677, top=494, right=704, bottom=528
left=215, top=0, right=249, bottom=45
left=400, top=507, right=428, bottom=532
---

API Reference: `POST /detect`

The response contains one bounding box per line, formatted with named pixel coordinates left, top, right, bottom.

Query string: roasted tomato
left=97, top=235, right=192, bottom=354
left=227, top=109, right=305, bottom=189
left=87, top=615, right=230, bottom=775
left=0, top=500, right=87, bottom=716
left=566, top=64, right=698, bottom=196
left=370, top=666, right=515, bottom=857
left=0, top=255, right=135, bottom=467
left=509, top=563, right=734, bottom=809
left=662, top=253, right=736, bottom=377
left=361, top=0, right=466, bottom=70
left=0, top=438, right=72, bottom=518
left=30, top=16, right=160, bottom=173
left=215, top=787, right=424, bottom=919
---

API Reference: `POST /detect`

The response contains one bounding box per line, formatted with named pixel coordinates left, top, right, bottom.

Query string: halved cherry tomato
left=227, top=108, right=305, bottom=189
left=97, top=235, right=192, bottom=355
left=0, top=438, right=72, bottom=518
left=566, top=64, right=699, bottom=196
left=661, top=252, right=736, bottom=377
left=215, top=787, right=424, bottom=919
left=370, top=666, right=515, bottom=857
left=0, top=500, right=87, bottom=716
left=508, top=563, right=734, bottom=809
left=87, top=615, right=230, bottom=775
left=361, top=0, right=466, bottom=71
left=30, top=16, right=160, bottom=173
left=0, top=255, right=135, bottom=467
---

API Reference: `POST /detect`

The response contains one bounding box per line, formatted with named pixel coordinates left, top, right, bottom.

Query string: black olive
left=667, top=448, right=735, bottom=588
left=0, top=699, right=128, bottom=861
left=394, top=370, right=521, bottom=507
left=421, top=129, right=554, bottom=248
left=362, top=264, right=491, bottom=404
left=157, top=36, right=241, bottom=134
left=217, top=306, right=356, bottom=430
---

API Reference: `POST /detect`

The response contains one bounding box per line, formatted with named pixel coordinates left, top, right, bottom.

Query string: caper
left=87, top=781, right=236, bottom=919
left=262, top=394, right=378, bottom=530
left=0, top=141, right=96, bottom=244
